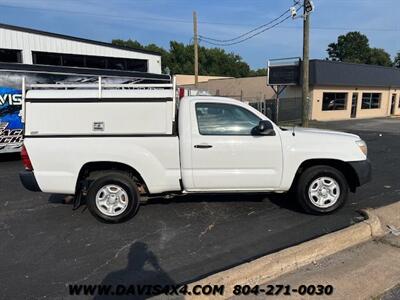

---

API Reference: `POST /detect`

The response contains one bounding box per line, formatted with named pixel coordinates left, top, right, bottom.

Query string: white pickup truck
left=19, top=79, right=371, bottom=223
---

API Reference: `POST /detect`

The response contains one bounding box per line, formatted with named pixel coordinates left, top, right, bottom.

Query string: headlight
left=356, top=140, right=368, bottom=156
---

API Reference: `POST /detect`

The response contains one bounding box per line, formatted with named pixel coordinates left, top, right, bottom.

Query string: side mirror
left=254, top=120, right=275, bottom=136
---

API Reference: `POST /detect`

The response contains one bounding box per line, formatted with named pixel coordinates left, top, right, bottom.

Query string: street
left=0, top=118, right=399, bottom=299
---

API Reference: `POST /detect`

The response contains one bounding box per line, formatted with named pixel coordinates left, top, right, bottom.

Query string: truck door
left=189, top=101, right=283, bottom=190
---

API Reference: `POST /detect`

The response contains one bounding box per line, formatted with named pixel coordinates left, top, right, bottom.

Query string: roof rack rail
left=27, top=76, right=173, bottom=90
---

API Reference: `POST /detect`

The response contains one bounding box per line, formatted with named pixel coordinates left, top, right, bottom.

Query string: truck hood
left=279, top=127, right=366, bottom=162
left=292, top=127, right=360, bottom=140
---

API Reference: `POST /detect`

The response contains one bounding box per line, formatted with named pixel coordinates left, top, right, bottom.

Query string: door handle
left=194, top=144, right=213, bottom=149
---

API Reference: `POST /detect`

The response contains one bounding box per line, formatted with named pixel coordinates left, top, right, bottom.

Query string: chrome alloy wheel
left=308, top=177, right=340, bottom=208
left=95, top=184, right=129, bottom=216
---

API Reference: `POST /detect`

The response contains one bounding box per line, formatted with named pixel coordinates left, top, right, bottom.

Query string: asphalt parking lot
left=1, top=118, right=399, bottom=299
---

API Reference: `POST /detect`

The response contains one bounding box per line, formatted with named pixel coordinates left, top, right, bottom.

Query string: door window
left=196, top=103, right=261, bottom=135
left=351, top=93, right=358, bottom=118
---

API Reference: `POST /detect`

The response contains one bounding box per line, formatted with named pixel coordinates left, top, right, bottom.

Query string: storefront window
left=361, top=93, right=381, bottom=109
left=322, top=93, right=347, bottom=111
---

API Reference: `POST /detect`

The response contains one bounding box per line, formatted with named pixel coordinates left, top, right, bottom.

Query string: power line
left=0, top=3, right=295, bottom=29
left=1, top=3, right=399, bottom=33
left=0, top=4, right=195, bottom=24
left=282, top=25, right=400, bottom=32
left=198, top=7, right=292, bottom=43
left=0, top=3, right=295, bottom=28
left=198, top=5, right=304, bottom=47
left=199, top=15, right=293, bottom=47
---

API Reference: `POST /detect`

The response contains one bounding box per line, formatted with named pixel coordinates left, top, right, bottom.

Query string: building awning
left=310, top=60, right=400, bottom=88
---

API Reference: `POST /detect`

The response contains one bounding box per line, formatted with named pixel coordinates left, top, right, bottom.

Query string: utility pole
left=302, top=0, right=310, bottom=127
left=193, top=11, right=199, bottom=88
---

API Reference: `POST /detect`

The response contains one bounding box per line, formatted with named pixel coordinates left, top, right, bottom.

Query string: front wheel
left=296, top=165, right=348, bottom=214
left=86, top=172, right=140, bottom=223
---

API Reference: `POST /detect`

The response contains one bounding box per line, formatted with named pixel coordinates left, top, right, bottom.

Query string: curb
left=186, top=201, right=400, bottom=299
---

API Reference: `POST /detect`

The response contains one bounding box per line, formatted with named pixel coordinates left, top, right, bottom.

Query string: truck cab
left=19, top=79, right=371, bottom=223
left=179, top=96, right=283, bottom=191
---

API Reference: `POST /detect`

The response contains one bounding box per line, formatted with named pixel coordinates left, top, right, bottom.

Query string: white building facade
left=0, top=23, right=162, bottom=74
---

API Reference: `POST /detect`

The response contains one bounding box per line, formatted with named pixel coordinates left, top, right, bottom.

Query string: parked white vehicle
left=20, top=78, right=371, bottom=222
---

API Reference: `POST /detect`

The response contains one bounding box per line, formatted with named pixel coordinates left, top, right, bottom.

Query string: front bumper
left=349, top=159, right=372, bottom=186
left=19, top=171, right=41, bottom=192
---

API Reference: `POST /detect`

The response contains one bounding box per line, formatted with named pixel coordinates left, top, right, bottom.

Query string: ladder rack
left=27, top=76, right=174, bottom=90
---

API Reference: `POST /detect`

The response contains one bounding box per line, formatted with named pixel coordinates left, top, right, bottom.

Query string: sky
left=0, top=0, right=399, bottom=70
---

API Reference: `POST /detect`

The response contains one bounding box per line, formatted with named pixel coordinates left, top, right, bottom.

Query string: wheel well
left=291, top=159, right=359, bottom=192
left=76, top=161, right=148, bottom=195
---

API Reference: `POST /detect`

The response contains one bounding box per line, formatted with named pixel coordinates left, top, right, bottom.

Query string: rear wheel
left=86, top=172, right=140, bottom=223
left=296, top=165, right=348, bottom=214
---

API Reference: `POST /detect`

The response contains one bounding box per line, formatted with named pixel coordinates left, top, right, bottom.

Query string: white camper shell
left=24, top=79, right=177, bottom=136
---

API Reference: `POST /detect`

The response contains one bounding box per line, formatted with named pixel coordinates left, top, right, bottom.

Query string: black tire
left=296, top=165, right=348, bottom=214
left=86, top=172, right=140, bottom=223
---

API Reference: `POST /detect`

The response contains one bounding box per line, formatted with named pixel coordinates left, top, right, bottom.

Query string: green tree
left=111, top=39, right=254, bottom=77
left=248, top=68, right=267, bottom=76
left=199, top=46, right=251, bottom=77
left=367, top=48, right=393, bottom=67
left=112, top=38, right=143, bottom=49
left=327, top=31, right=371, bottom=64
left=327, top=32, right=395, bottom=67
